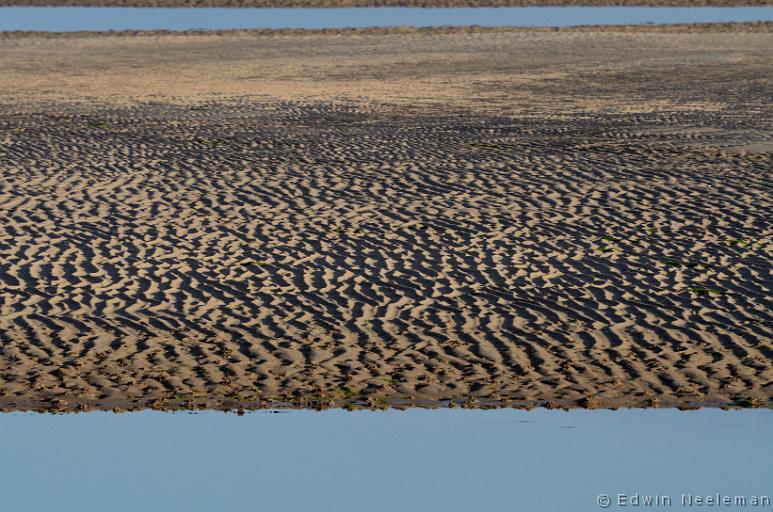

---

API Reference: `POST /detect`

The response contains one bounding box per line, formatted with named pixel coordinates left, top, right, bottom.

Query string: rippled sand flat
left=0, top=25, right=770, bottom=412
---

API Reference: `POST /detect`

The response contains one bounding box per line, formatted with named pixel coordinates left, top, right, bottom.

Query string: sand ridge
left=2, top=22, right=773, bottom=40
left=0, top=29, right=770, bottom=412
left=1, top=0, right=770, bottom=7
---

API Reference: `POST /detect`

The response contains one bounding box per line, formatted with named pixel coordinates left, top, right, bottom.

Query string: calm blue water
left=0, top=6, right=771, bottom=31
left=0, top=408, right=770, bottom=511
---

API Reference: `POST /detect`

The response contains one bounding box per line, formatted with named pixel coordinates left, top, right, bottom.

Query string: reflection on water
left=0, top=408, right=770, bottom=511
left=0, top=6, right=772, bottom=32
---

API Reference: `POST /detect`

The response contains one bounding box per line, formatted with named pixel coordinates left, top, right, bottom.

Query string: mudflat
left=0, top=25, right=771, bottom=412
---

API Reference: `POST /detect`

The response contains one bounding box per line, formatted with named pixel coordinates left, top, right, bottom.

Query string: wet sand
left=0, top=24, right=770, bottom=412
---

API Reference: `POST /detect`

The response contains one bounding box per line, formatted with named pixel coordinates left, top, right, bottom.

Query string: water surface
left=0, top=408, right=770, bottom=511
left=0, top=6, right=772, bottom=32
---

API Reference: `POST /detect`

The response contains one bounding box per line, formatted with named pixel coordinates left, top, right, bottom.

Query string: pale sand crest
left=0, top=27, right=770, bottom=411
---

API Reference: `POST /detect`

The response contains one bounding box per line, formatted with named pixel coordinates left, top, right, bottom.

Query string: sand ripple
left=0, top=102, right=770, bottom=411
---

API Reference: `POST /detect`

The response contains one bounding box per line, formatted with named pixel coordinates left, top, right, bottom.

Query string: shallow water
left=0, top=6, right=772, bottom=32
left=0, top=408, right=770, bottom=511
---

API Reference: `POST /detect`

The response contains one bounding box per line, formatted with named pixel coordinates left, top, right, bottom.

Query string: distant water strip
left=0, top=6, right=772, bottom=32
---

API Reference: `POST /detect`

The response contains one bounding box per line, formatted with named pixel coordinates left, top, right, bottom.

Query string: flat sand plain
left=0, top=25, right=771, bottom=412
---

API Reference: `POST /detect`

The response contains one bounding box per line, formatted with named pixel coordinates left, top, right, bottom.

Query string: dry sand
left=0, top=25, right=771, bottom=412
